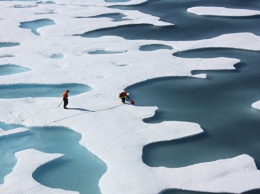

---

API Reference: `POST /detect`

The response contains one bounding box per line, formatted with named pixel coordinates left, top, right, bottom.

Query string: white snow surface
left=0, top=1, right=260, bottom=194
left=0, top=127, right=29, bottom=137
left=252, top=101, right=260, bottom=111
left=188, top=6, right=260, bottom=16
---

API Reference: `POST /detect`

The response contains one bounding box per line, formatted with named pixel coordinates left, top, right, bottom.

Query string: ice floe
left=0, top=1, right=259, bottom=194
left=252, top=101, right=260, bottom=111
left=0, top=149, right=76, bottom=194
left=188, top=6, right=260, bottom=17
left=0, top=127, right=29, bottom=137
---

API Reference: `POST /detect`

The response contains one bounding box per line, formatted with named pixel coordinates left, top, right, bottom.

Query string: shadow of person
left=66, top=108, right=95, bottom=112
left=53, top=105, right=122, bottom=123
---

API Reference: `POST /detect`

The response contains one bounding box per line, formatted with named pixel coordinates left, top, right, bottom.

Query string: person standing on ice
left=62, top=89, right=69, bottom=109
left=119, top=90, right=128, bottom=104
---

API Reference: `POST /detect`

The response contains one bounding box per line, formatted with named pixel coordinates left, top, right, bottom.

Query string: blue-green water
left=0, top=123, right=106, bottom=194
left=0, top=83, right=91, bottom=98
left=88, top=50, right=126, bottom=54
left=0, top=42, right=20, bottom=48
left=87, top=13, right=129, bottom=22
left=0, top=121, right=22, bottom=131
left=139, top=44, right=173, bottom=51
left=19, top=19, right=55, bottom=36
left=0, top=64, right=30, bottom=76
left=36, top=1, right=55, bottom=4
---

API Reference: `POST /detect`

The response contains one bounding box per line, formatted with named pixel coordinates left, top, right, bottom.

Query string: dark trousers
left=63, top=98, right=68, bottom=108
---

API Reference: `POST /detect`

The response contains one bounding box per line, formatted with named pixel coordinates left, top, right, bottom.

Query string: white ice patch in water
left=0, top=149, right=76, bottom=194
left=0, top=127, right=29, bottom=137
left=188, top=6, right=260, bottom=17
left=252, top=100, right=260, bottom=111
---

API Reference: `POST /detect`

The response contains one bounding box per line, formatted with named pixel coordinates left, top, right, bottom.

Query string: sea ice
left=0, top=1, right=259, bottom=194
left=188, top=6, right=260, bottom=17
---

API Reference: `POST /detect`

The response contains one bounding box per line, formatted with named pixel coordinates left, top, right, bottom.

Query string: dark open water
left=101, top=0, right=260, bottom=193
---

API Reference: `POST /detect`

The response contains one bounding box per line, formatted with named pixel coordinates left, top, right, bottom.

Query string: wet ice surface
left=49, top=53, right=64, bottom=59
left=0, top=42, right=19, bottom=48
left=139, top=44, right=173, bottom=51
left=0, top=64, right=30, bottom=76
left=87, top=13, right=129, bottom=22
left=19, top=19, right=55, bottom=36
left=88, top=50, right=126, bottom=54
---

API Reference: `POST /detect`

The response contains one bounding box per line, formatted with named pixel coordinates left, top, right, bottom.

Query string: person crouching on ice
left=119, top=90, right=128, bottom=104
left=62, top=89, right=69, bottom=109
left=119, top=90, right=135, bottom=105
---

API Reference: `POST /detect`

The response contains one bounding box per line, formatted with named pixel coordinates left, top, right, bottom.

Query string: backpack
left=119, top=92, right=126, bottom=98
